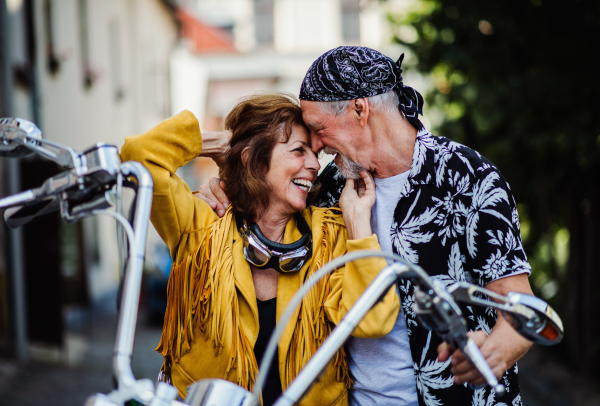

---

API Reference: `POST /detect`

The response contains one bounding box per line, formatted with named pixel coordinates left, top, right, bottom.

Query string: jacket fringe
left=155, top=207, right=352, bottom=391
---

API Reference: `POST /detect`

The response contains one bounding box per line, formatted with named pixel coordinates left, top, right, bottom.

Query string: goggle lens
left=279, top=247, right=310, bottom=272
left=240, top=222, right=311, bottom=273
left=244, top=236, right=271, bottom=267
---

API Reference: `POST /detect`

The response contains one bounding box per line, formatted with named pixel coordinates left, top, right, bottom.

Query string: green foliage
left=392, top=0, right=600, bottom=304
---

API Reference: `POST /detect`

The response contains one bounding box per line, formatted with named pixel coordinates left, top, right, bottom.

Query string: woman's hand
left=339, top=170, right=376, bottom=240
left=199, top=130, right=232, bottom=167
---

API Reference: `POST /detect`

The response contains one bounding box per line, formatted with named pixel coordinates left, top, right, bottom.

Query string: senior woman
left=120, top=93, right=398, bottom=406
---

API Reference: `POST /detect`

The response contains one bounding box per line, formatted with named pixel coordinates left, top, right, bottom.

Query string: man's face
left=300, top=100, right=366, bottom=179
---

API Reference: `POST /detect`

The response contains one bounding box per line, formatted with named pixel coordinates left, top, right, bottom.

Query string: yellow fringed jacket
left=120, top=111, right=399, bottom=406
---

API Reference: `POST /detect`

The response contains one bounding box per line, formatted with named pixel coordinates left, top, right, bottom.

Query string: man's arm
left=196, top=177, right=229, bottom=217
left=437, top=273, right=534, bottom=385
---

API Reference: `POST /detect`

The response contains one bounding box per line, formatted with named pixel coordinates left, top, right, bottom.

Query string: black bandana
left=299, top=46, right=424, bottom=130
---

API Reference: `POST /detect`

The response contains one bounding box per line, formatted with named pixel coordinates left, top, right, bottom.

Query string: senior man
left=199, top=46, right=534, bottom=406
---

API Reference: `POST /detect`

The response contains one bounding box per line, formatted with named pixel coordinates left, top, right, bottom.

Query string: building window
left=254, top=0, right=274, bottom=47
left=341, top=0, right=361, bottom=43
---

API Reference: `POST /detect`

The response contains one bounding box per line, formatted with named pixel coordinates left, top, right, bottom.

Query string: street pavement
left=0, top=304, right=164, bottom=406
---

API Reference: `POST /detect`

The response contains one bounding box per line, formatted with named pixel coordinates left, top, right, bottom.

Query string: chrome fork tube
left=112, top=161, right=153, bottom=389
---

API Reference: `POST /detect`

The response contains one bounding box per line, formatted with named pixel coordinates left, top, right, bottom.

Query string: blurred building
left=0, top=0, right=415, bottom=363
left=0, top=0, right=178, bottom=360
left=171, top=0, right=412, bottom=187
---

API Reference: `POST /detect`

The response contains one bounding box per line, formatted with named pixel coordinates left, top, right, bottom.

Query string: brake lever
left=413, top=281, right=506, bottom=395
left=456, top=337, right=506, bottom=396
left=447, top=282, right=515, bottom=312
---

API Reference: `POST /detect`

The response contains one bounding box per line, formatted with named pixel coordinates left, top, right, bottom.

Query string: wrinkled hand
left=195, top=177, right=229, bottom=217
left=437, top=330, right=507, bottom=386
left=199, top=130, right=232, bottom=168
left=339, top=170, right=376, bottom=240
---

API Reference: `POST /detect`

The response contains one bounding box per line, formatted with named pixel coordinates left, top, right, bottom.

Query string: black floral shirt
left=314, top=128, right=531, bottom=406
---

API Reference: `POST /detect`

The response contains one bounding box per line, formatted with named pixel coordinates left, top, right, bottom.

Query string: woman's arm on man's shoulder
left=120, top=111, right=227, bottom=259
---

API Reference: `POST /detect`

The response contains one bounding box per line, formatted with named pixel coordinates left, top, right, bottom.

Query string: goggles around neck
left=236, top=212, right=312, bottom=273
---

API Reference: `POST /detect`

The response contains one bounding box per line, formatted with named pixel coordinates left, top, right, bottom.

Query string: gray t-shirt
left=347, top=171, right=418, bottom=406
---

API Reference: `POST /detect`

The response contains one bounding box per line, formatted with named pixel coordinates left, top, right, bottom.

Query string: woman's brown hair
left=220, top=92, right=315, bottom=221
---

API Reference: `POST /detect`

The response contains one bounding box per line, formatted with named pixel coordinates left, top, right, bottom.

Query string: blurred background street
left=1, top=0, right=600, bottom=404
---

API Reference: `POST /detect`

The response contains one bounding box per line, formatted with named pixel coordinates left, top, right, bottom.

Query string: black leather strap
left=237, top=212, right=311, bottom=253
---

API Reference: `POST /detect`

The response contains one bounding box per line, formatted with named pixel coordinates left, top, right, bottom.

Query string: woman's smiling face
left=264, top=123, right=320, bottom=217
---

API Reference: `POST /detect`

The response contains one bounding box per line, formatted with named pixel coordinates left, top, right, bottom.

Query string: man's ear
left=241, top=146, right=251, bottom=166
left=352, top=98, right=369, bottom=127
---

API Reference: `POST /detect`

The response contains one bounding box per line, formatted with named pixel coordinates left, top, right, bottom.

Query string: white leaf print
left=448, top=242, right=466, bottom=282
left=392, top=189, right=437, bottom=263
left=475, top=248, right=510, bottom=281
left=466, top=172, right=511, bottom=258
left=432, top=174, right=470, bottom=246
left=472, top=387, right=508, bottom=406
left=402, top=294, right=418, bottom=334
left=477, top=162, right=492, bottom=172
left=476, top=316, right=492, bottom=335
left=434, top=243, right=474, bottom=288
left=486, top=229, right=502, bottom=246
left=504, top=373, right=510, bottom=393
left=414, top=331, right=454, bottom=406
left=410, top=135, right=436, bottom=179
left=512, top=207, right=520, bottom=229
left=467, top=305, right=475, bottom=321
left=436, top=140, right=474, bottom=186
left=512, top=258, right=532, bottom=273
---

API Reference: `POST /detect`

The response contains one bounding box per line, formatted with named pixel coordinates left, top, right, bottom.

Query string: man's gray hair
left=318, top=90, right=401, bottom=117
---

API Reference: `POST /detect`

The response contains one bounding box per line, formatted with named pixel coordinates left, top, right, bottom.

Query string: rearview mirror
left=500, top=292, right=563, bottom=346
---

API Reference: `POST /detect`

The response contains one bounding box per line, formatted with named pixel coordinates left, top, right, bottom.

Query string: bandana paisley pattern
left=313, top=128, right=530, bottom=406
left=299, top=46, right=425, bottom=130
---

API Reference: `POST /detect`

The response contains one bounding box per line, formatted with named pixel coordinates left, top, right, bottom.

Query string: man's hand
left=198, top=130, right=232, bottom=167
left=339, top=170, right=376, bottom=240
left=438, top=331, right=507, bottom=385
left=436, top=273, right=534, bottom=385
left=195, top=177, right=229, bottom=217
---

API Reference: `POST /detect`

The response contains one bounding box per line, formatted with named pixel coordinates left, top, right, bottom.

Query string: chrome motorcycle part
left=0, top=117, right=42, bottom=157
left=446, top=282, right=564, bottom=345
left=184, top=379, right=257, bottom=406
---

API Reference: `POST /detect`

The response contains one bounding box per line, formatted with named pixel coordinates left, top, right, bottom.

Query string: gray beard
left=323, top=146, right=365, bottom=179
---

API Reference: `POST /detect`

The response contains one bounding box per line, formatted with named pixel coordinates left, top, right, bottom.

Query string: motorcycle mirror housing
left=499, top=292, right=564, bottom=346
